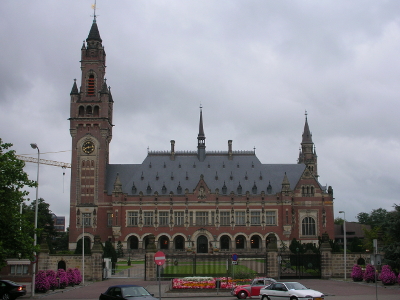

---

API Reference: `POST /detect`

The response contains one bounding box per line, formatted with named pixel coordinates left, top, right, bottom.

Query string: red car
left=232, top=277, right=276, bottom=299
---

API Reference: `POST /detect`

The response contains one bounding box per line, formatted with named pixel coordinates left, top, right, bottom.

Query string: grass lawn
left=115, top=260, right=144, bottom=270
left=164, top=262, right=255, bottom=276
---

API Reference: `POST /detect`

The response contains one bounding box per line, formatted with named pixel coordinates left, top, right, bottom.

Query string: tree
left=334, top=217, right=344, bottom=225
left=22, top=198, right=56, bottom=249
left=74, top=237, right=91, bottom=255
left=0, top=139, right=37, bottom=266
left=117, top=241, right=124, bottom=258
left=357, top=208, right=389, bottom=230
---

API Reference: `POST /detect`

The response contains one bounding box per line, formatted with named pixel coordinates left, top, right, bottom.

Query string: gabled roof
left=105, top=153, right=306, bottom=196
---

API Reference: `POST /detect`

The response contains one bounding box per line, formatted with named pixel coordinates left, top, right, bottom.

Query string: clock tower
left=69, top=18, right=113, bottom=245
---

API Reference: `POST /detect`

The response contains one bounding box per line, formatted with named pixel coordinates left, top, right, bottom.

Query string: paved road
left=22, top=278, right=399, bottom=300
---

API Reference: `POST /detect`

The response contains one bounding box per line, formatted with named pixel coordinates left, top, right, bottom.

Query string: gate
left=278, top=252, right=321, bottom=279
left=161, top=253, right=268, bottom=280
left=103, top=259, right=145, bottom=279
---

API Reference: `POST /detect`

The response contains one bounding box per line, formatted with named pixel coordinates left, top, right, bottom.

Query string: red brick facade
left=68, top=20, right=334, bottom=254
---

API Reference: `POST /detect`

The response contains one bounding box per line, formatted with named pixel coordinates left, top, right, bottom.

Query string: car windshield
left=122, top=286, right=150, bottom=297
left=285, top=283, right=308, bottom=290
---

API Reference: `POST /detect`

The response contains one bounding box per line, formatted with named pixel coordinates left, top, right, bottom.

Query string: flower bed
left=172, top=277, right=251, bottom=289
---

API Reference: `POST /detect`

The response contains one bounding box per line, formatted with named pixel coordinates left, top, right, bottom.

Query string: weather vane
left=91, top=0, right=98, bottom=20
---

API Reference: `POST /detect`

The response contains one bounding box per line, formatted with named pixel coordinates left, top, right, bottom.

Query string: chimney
left=170, top=140, right=175, bottom=161
left=228, top=140, right=233, bottom=160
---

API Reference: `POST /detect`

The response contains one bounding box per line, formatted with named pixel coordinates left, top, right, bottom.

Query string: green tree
left=0, top=139, right=37, bottom=266
left=334, top=217, right=344, bottom=225
left=103, top=240, right=117, bottom=263
left=357, top=208, right=389, bottom=229
left=22, top=198, right=56, bottom=248
left=74, top=237, right=92, bottom=255
left=117, top=241, right=124, bottom=258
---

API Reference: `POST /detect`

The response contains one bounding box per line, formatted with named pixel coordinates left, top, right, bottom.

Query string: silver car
left=259, top=282, right=324, bottom=300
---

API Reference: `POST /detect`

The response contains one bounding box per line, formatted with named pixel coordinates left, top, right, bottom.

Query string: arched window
left=302, top=217, right=316, bottom=236
left=87, top=74, right=95, bottom=95
left=235, top=235, right=245, bottom=249
left=86, top=106, right=92, bottom=115
left=94, top=106, right=99, bottom=117
left=129, top=236, right=139, bottom=249
left=79, top=106, right=85, bottom=117
left=220, top=235, right=230, bottom=250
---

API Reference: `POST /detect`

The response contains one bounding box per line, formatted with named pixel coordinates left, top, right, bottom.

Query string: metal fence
left=161, top=253, right=269, bottom=280
left=279, top=252, right=321, bottom=279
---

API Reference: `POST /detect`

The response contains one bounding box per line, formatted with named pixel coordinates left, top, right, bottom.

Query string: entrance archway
left=129, top=236, right=139, bottom=249
left=220, top=235, right=230, bottom=250
left=197, top=235, right=208, bottom=253
left=250, top=235, right=260, bottom=249
left=235, top=235, right=246, bottom=249
left=174, top=235, right=184, bottom=250
left=57, top=260, right=66, bottom=271
left=159, top=236, right=169, bottom=250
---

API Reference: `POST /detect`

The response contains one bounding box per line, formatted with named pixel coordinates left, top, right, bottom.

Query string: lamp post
left=339, top=210, right=346, bottom=280
left=30, top=143, right=40, bottom=297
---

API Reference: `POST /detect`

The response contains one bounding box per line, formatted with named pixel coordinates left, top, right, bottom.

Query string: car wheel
left=237, top=291, right=248, bottom=299
left=290, top=297, right=298, bottom=300
left=2, top=293, right=10, bottom=300
left=261, top=296, right=270, bottom=300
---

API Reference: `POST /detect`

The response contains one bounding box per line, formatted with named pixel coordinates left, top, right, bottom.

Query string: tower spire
left=298, top=111, right=318, bottom=177
left=197, top=105, right=206, bottom=161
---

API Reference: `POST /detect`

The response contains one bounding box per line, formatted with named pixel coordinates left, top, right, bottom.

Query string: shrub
left=379, top=265, right=396, bottom=285
left=56, top=269, right=69, bottom=288
left=74, top=268, right=82, bottom=285
left=351, top=264, right=363, bottom=281
left=66, top=268, right=78, bottom=286
left=35, top=270, right=50, bottom=293
left=363, top=264, right=375, bottom=283
left=46, top=270, right=58, bottom=290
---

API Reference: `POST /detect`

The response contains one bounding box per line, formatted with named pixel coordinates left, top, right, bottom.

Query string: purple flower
left=351, top=264, right=363, bottom=281
left=56, top=269, right=69, bottom=288
left=363, top=264, right=376, bottom=283
left=46, top=270, right=58, bottom=290
left=379, top=265, right=396, bottom=285
left=35, top=270, right=50, bottom=292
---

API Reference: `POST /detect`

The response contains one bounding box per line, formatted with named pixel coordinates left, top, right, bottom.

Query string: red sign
left=154, top=251, right=166, bottom=266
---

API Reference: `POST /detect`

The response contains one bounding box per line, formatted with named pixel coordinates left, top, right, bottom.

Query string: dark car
left=99, top=285, right=158, bottom=300
left=0, top=280, right=26, bottom=300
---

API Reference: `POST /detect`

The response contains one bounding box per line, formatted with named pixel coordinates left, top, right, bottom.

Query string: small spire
left=302, top=111, right=313, bottom=143
left=198, top=106, right=205, bottom=138
left=70, top=79, right=79, bottom=95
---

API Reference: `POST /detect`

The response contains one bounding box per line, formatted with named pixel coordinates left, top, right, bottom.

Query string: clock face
left=82, top=141, right=95, bottom=154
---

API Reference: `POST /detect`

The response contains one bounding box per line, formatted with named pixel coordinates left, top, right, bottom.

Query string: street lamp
left=339, top=210, right=346, bottom=280
left=30, top=143, right=40, bottom=296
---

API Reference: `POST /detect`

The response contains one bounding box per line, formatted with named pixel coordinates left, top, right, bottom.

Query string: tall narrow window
left=302, top=216, right=316, bottom=236
left=127, top=212, right=138, bottom=226
left=88, top=75, right=95, bottom=96
left=266, top=211, right=276, bottom=225
left=220, top=211, right=230, bottom=226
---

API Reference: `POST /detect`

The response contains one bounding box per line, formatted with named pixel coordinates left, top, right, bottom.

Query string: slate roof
left=105, top=152, right=306, bottom=196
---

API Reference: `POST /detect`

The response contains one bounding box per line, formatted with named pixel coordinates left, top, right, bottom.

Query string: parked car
left=0, top=280, right=26, bottom=300
left=99, top=284, right=158, bottom=300
left=232, top=277, right=276, bottom=299
left=259, top=282, right=324, bottom=300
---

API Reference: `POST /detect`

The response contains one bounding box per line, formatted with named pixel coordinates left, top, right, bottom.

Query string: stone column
left=266, top=235, right=278, bottom=278
left=91, top=235, right=104, bottom=281
left=145, top=234, right=157, bottom=280
left=320, top=232, right=332, bottom=279
left=37, top=232, right=50, bottom=271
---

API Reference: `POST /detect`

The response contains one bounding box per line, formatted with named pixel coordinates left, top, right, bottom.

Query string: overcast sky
left=1, top=1, right=399, bottom=228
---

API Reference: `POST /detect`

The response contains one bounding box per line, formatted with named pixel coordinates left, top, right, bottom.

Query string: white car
left=259, top=282, right=324, bottom=300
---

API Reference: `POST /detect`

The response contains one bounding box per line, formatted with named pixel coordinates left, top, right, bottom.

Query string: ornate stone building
left=69, top=19, right=334, bottom=254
